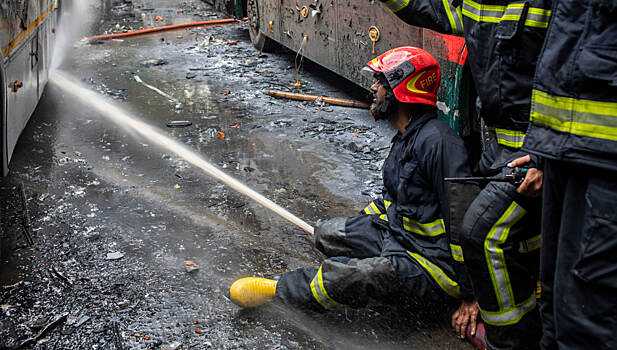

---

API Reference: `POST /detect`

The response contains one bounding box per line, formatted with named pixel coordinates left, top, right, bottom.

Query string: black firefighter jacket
left=379, top=0, right=551, bottom=149
left=522, top=0, right=617, bottom=172
left=376, top=109, right=473, bottom=298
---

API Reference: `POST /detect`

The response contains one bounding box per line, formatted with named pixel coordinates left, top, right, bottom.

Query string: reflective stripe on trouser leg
left=408, top=252, right=461, bottom=298
left=483, top=201, right=537, bottom=325
left=312, top=256, right=398, bottom=309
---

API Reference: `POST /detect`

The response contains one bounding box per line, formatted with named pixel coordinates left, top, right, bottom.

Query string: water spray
left=50, top=72, right=315, bottom=235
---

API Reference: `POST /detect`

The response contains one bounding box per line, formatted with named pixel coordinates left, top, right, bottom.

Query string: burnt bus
left=0, top=0, right=62, bottom=176
left=203, top=0, right=479, bottom=140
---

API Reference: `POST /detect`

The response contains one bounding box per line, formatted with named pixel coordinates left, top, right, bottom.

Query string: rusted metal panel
left=278, top=0, right=338, bottom=71
left=227, top=1, right=474, bottom=135
left=335, top=1, right=424, bottom=88
left=1, top=0, right=56, bottom=59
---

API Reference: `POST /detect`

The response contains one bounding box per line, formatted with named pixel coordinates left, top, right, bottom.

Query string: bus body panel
left=0, top=0, right=58, bottom=174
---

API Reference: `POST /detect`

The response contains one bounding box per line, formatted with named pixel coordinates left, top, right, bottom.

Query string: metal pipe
left=88, top=18, right=243, bottom=40
left=266, top=90, right=370, bottom=109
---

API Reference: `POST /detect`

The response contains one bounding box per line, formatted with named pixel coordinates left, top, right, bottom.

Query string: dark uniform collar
left=391, top=107, right=437, bottom=144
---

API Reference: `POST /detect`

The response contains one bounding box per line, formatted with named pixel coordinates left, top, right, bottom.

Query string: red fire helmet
left=363, top=46, right=441, bottom=107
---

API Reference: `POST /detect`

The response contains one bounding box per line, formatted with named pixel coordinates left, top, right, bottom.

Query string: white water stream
left=50, top=71, right=315, bottom=235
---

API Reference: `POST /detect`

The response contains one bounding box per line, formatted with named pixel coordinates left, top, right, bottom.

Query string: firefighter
left=376, top=0, right=549, bottom=349
left=515, top=1, right=617, bottom=348
left=229, top=47, right=476, bottom=328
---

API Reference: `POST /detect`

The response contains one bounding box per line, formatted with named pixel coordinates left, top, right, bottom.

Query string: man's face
left=369, top=80, right=391, bottom=121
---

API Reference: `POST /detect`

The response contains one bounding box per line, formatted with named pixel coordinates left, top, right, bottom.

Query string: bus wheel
left=247, top=0, right=276, bottom=52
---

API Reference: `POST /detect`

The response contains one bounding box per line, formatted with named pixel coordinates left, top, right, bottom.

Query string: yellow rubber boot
left=229, top=277, right=278, bottom=308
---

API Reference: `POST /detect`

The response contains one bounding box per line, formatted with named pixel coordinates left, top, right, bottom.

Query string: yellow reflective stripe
left=528, top=7, right=551, bottom=16
left=310, top=266, right=340, bottom=310
left=485, top=202, right=526, bottom=310
left=463, top=0, right=506, bottom=12
left=462, top=0, right=550, bottom=27
left=2, top=1, right=57, bottom=58
left=384, top=200, right=392, bottom=209
left=384, top=0, right=411, bottom=12
left=480, top=292, right=537, bottom=326
left=403, top=217, right=446, bottom=237
left=519, top=234, right=541, bottom=253
left=442, top=0, right=459, bottom=34
left=408, top=252, right=461, bottom=298
left=524, top=19, right=549, bottom=28
left=379, top=214, right=389, bottom=221
left=531, top=90, right=617, bottom=142
left=450, top=244, right=464, bottom=262
left=363, top=201, right=382, bottom=215
left=456, top=6, right=465, bottom=32
left=489, top=127, right=526, bottom=148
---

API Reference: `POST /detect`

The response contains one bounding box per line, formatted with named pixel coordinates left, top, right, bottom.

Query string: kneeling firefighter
left=229, top=47, right=476, bottom=328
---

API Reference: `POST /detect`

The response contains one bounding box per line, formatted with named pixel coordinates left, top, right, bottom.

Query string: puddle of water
left=50, top=71, right=314, bottom=235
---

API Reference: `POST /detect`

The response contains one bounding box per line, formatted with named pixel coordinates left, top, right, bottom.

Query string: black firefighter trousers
left=540, top=161, right=617, bottom=350
left=275, top=213, right=452, bottom=310
left=462, top=182, right=542, bottom=350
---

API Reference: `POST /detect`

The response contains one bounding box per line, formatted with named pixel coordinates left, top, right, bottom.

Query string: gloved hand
left=314, top=217, right=350, bottom=256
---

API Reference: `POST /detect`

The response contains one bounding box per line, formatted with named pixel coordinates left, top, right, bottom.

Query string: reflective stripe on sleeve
left=403, top=217, right=446, bottom=237
left=442, top=0, right=464, bottom=35
left=384, top=0, right=411, bottom=12
left=310, top=266, right=341, bottom=310
left=408, top=252, right=461, bottom=298
left=364, top=201, right=382, bottom=215
left=485, top=202, right=526, bottom=311
left=480, top=292, right=537, bottom=326
left=363, top=200, right=392, bottom=215
left=489, top=127, right=526, bottom=148
left=450, top=244, right=464, bottom=262
left=462, top=0, right=550, bottom=28
left=519, top=234, right=541, bottom=253
left=531, top=89, right=617, bottom=142
left=525, top=8, right=551, bottom=28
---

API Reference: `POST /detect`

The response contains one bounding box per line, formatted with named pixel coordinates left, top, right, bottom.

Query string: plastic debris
left=184, top=261, right=199, bottom=273
left=140, top=59, right=167, bottom=67
left=74, top=315, right=91, bottom=328
left=166, top=120, right=192, bottom=127
left=217, top=131, right=225, bottom=139
left=221, top=89, right=231, bottom=95
left=106, top=252, right=124, bottom=260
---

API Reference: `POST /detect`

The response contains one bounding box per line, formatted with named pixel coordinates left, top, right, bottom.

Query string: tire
left=247, top=0, right=277, bottom=52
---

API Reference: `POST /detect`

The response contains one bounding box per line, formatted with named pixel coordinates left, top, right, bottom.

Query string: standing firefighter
left=375, top=0, right=549, bottom=349
left=518, top=1, right=617, bottom=349
left=229, top=47, right=475, bottom=330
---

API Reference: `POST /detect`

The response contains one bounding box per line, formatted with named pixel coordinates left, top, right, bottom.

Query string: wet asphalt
left=0, top=1, right=473, bottom=349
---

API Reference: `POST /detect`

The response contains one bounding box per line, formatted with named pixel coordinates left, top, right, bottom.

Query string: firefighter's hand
left=508, top=155, right=543, bottom=197
left=451, top=299, right=479, bottom=339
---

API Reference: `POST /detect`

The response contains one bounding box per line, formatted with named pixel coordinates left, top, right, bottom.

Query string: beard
left=369, top=90, right=396, bottom=121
